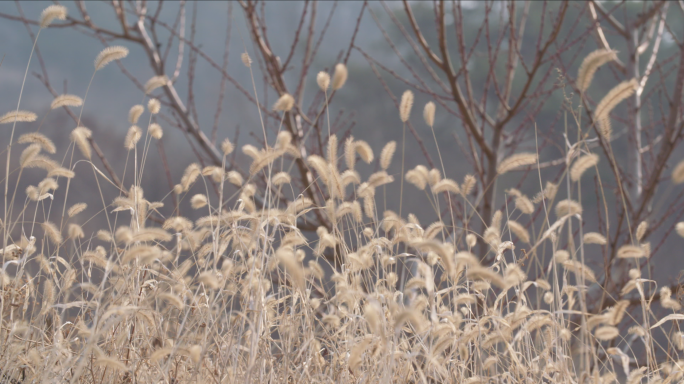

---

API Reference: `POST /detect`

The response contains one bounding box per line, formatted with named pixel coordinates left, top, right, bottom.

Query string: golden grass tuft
left=0, top=110, right=37, bottom=124
left=423, top=101, right=435, bottom=127
left=673, top=159, right=684, bottom=184
left=148, top=122, right=163, bottom=139
left=94, top=46, right=129, bottom=71
left=497, top=152, right=538, bottom=175
left=18, top=132, right=56, bottom=153
left=4, top=23, right=684, bottom=384
left=148, top=98, right=161, bottom=114
left=39, top=4, right=67, bottom=28
left=71, top=126, right=92, bottom=159
left=241, top=52, right=252, bottom=67
left=145, top=75, right=169, bottom=94
left=51, top=94, right=83, bottom=109
left=577, top=49, right=617, bottom=93
left=317, top=71, right=330, bottom=91
left=379, top=141, right=396, bottom=170
left=399, top=90, right=414, bottom=122
left=332, top=63, right=348, bottom=90
left=273, top=94, right=294, bottom=112
left=41, top=221, right=62, bottom=245
left=128, top=105, right=144, bottom=124
left=570, top=153, right=599, bottom=181
left=124, top=125, right=142, bottom=149
left=594, top=79, right=638, bottom=139
left=67, top=203, right=87, bottom=218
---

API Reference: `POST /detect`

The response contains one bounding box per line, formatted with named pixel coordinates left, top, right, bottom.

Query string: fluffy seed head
left=380, top=141, right=396, bottom=170
left=124, top=125, right=142, bottom=149
left=40, top=5, right=67, bottom=28
left=595, top=79, right=639, bottom=118
left=617, top=244, right=646, bottom=259
left=18, top=132, right=56, bottom=154
left=332, top=63, right=348, bottom=90
left=344, top=137, right=356, bottom=170
left=675, top=222, right=684, bottom=238
left=191, top=194, right=208, bottom=209
left=241, top=52, right=252, bottom=67
left=555, top=199, right=582, bottom=217
left=42, top=221, right=62, bottom=245
left=462, top=174, right=476, bottom=196
left=277, top=248, right=305, bottom=291
left=129, top=105, right=144, bottom=124
left=583, top=232, right=607, bottom=245
left=180, top=163, right=201, bottom=192
left=636, top=221, right=648, bottom=242
left=145, top=75, right=168, bottom=94
left=570, top=153, right=599, bottom=181
left=68, top=223, right=84, bottom=239
left=20, top=144, right=41, bottom=168
left=595, top=326, right=619, bottom=341
left=226, top=171, right=243, bottom=186
left=273, top=93, right=295, bottom=112
left=423, top=101, right=435, bottom=127
left=48, top=167, right=75, bottom=179
left=594, top=79, right=638, bottom=139
left=597, top=116, right=612, bottom=140
left=68, top=203, right=87, bottom=217
left=353, top=140, right=374, bottom=164
left=0, top=110, right=37, bottom=124
left=94, top=46, right=129, bottom=71
left=534, top=181, right=559, bottom=203
left=516, top=195, right=535, bottom=215
left=466, top=233, right=477, bottom=248
left=406, top=166, right=428, bottom=190
left=507, top=220, right=530, bottom=243
left=348, top=336, right=373, bottom=372
left=148, top=123, right=163, bottom=139
left=70, top=126, right=92, bottom=159
left=317, top=71, right=330, bottom=91
left=23, top=155, right=58, bottom=171
left=399, top=90, right=414, bottom=123
left=277, top=131, right=293, bottom=148
left=272, top=172, right=291, bottom=186
left=497, top=153, right=538, bottom=175
left=51, top=94, right=83, bottom=110
left=221, top=138, right=234, bottom=156
left=38, top=178, right=58, bottom=195
left=672, top=159, right=684, bottom=184
left=577, top=49, right=617, bottom=93
left=148, top=99, right=161, bottom=114
left=431, top=179, right=460, bottom=195
left=94, top=357, right=127, bottom=371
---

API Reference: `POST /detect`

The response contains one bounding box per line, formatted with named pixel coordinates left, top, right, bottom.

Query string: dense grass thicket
left=3, top=4, right=684, bottom=384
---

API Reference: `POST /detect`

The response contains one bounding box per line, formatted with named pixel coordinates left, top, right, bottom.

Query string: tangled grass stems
left=3, top=6, right=684, bottom=384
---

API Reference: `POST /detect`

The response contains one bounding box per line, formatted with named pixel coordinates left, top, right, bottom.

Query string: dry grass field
left=2, top=3, right=684, bottom=383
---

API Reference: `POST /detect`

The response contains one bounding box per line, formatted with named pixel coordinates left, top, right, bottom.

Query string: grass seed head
left=332, top=63, right=348, bottom=90
left=273, top=93, right=295, bottom=112
left=40, top=5, right=67, bottom=28
left=399, top=90, right=414, bottom=122
left=94, top=46, right=129, bottom=71
left=0, top=110, right=37, bottom=124
left=51, top=94, right=83, bottom=110
left=317, top=71, right=330, bottom=91
left=423, top=101, right=435, bottom=127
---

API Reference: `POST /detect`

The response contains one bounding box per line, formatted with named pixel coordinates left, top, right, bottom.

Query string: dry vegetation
left=3, top=3, right=684, bottom=384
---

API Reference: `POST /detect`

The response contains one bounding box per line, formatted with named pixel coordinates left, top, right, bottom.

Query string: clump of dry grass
left=3, top=13, right=684, bottom=384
